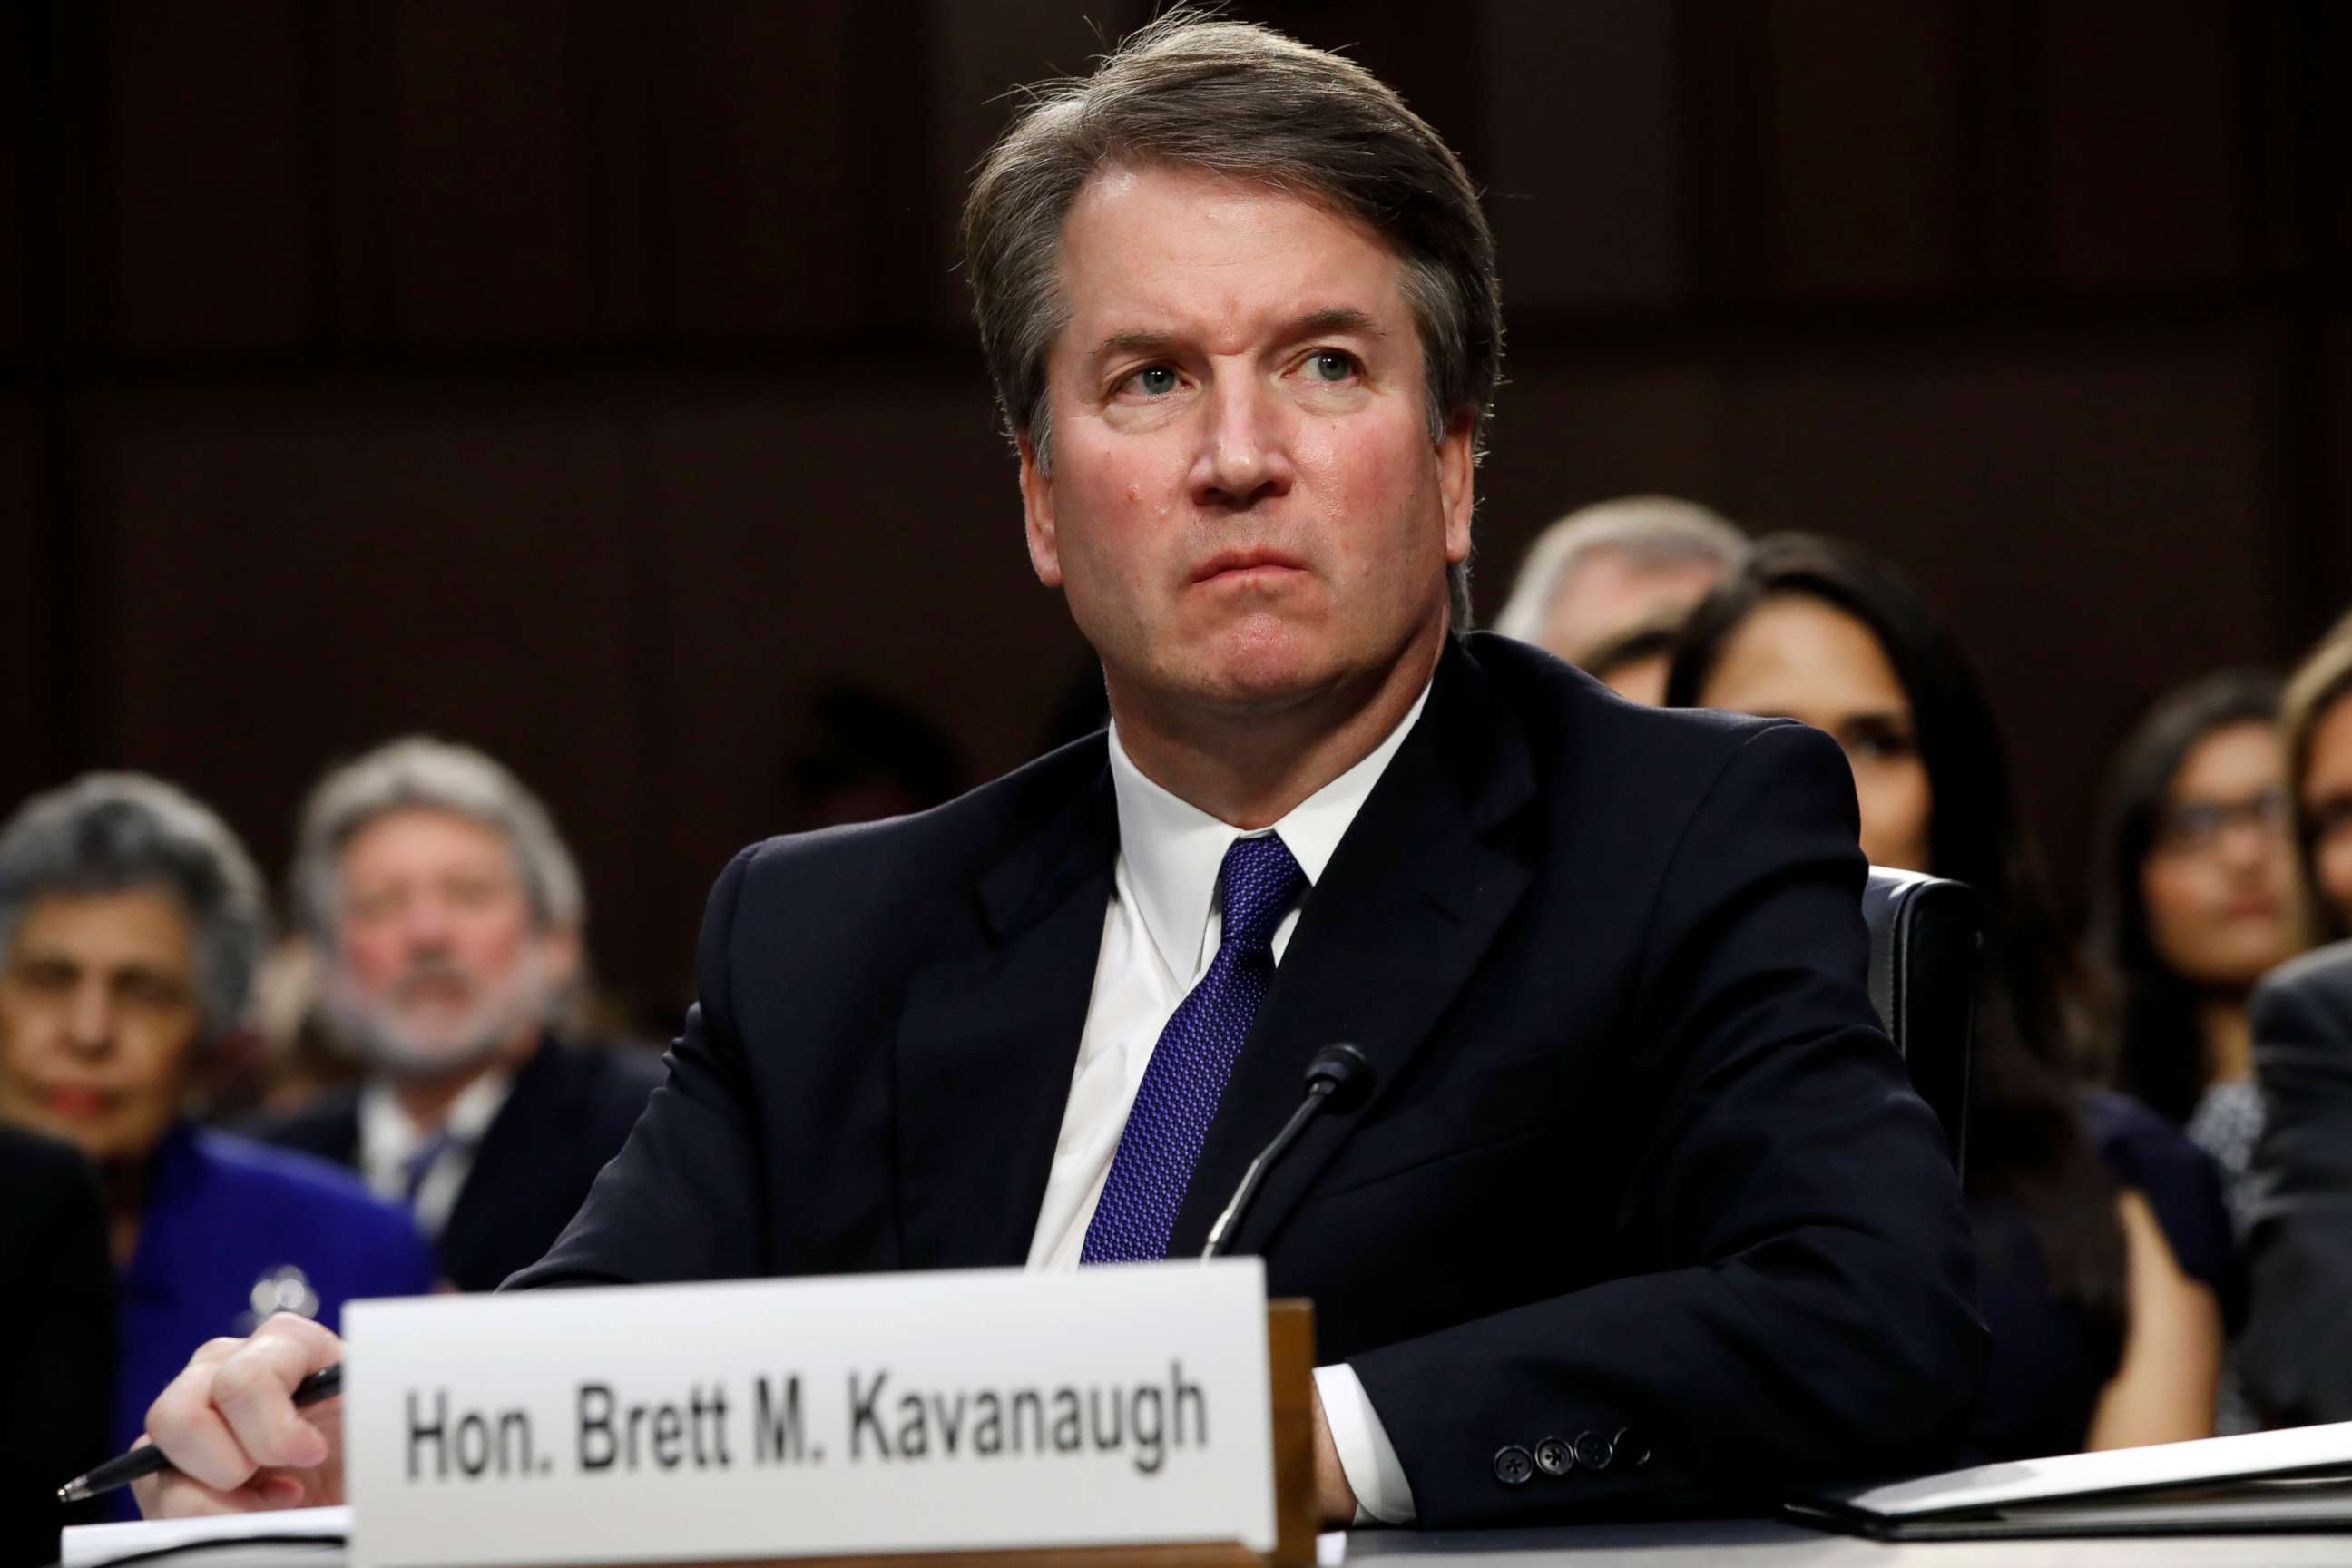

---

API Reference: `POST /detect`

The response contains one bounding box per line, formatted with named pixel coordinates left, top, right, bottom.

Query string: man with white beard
left=247, top=739, right=662, bottom=1291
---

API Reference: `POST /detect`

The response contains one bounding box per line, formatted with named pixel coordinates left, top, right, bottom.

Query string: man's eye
left=16, top=961, right=77, bottom=993
left=1127, top=366, right=1179, bottom=397
left=117, top=972, right=188, bottom=1009
left=1306, top=350, right=1357, bottom=382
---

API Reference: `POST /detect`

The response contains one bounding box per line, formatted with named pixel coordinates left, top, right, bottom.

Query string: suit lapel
left=894, top=762, right=1119, bottom=1269
left=1168, top=642, right=1537, bottom=1257
left=438, top=1036, right=562, bottom=1271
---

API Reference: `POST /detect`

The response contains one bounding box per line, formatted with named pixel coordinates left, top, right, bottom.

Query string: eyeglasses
left=2152, top=789, right=2292, bottom=854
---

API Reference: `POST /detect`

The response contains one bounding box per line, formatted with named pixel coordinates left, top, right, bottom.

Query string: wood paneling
left=0, top=401, right=47, bottom=808
left=639, top=378, right=1087, bottom=946
left=657, top=1, right=860, bottom=337
left=88, top=387, right=651, bottom=975
left=1767, top=0, right=1958, bottom=295
left=2042, top=0, right=2243, bottom=289
left=1482, top=0, right=1681, bottom=307
left=0, top=5, right=29, bottom=356
left=105, top=0, right=309, bottom=349
left=392, top=1, right=583, bottom=341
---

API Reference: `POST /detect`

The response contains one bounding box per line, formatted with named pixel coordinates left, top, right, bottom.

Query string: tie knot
left=1218, top=832, right=1305, bottom=953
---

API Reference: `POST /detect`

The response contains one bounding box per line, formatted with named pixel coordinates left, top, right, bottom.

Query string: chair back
left=1861, top=867, right=1982, bottom=1177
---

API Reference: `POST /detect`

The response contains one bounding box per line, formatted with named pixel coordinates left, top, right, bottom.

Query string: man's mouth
left=1191, top=548, right=1307, bottom=583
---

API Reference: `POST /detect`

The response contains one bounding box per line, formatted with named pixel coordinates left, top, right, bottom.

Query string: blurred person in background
left=2236, top=613, right=2352, bottom=1427
left=2240, top=937, right=2352, bottom=1426
left=2282, top=612, right=2352, bottom=946
left=2088, top=671, right=2297, bottom=1435
left=782, top=681, right=969, bottom=830
left=1668, top=534, right=2232, bottom=1459
left=2089, top=671, right=2297, bottom=1224
left=0, top=775, right=432, bottom=1502
left=246, top=739, right=662, bottom=1292
left=1493, top=495, right=1748, bottom=702
left=1, top=1122, right=113, bottom=1560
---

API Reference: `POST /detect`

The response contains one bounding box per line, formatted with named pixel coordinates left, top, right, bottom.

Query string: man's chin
left=358, top=1024, right=514, bottom=1081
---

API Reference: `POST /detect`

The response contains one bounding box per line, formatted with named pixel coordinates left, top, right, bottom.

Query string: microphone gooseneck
left=1200, top=1044, right=1377, bottom=1259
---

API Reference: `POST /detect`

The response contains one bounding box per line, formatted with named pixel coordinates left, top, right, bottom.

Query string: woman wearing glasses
left=2090, top=671, right=2300, bottom=1228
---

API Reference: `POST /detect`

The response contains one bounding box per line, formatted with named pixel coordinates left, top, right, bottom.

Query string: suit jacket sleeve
left=505, top=847, right=769, bottom=1288
left=0, top=1131, right=114, bottom=1558
left=2239, top=946, right=2352, bottom=1425
left=1348, top=720, right=1985, bottom=1524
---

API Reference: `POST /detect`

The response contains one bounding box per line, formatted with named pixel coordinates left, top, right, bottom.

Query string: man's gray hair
left=0, top=773, right=270, bottom=1042
left=292, top=738, right=584, bottom=946
left=1492, top=495, right=1751, bottom=646
left=960, top=8, right=1503, bottom=632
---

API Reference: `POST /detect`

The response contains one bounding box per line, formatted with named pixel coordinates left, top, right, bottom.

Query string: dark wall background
left=5, top=1, right=2349, bottom=1021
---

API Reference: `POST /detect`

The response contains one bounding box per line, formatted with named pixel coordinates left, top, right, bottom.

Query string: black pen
left=55, top=1363, right=344, bottom=1505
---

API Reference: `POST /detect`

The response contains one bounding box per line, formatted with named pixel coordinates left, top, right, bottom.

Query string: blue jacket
left=113, top=1122, right=435, bottom=1498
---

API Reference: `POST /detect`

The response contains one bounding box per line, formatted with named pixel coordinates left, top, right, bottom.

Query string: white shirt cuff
left=1312, top=1363, right=1416, bottom=1526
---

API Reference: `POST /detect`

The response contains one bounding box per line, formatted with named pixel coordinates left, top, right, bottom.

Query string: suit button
left=1533, top=1436, right=1573, bottom=1476
left=1612, top=1426, right=1651, bottom=1467
left=1493, top=1446, right=1535, bottom=1485
left=1573, top=1430, right=1615, bottom=1471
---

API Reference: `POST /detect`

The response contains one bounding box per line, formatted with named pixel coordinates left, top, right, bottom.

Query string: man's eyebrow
left=1290, top=306, right=1384, bottom=341
left=1085, top=308, right=1387, bottom=365
left=1090, top=328, right=1179, bottom=363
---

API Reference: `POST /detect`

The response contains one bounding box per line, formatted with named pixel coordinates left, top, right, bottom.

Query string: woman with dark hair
left=1666, top=534, right=2232, bottom=1460
left=2090, top=671, right=2297, bottom=1226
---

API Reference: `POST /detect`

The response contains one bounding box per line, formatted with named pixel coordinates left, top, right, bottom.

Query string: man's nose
left=1190, top=371, right=1293, bottom=508
left=397, top=894, right=459, bottom=949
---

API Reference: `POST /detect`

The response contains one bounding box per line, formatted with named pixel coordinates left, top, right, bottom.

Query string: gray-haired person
left=138, top=13, right=1976, bottom=1531
left=245, top=738, right=661, bottom=1293
left=0, top=775, right=430, bottom=1507
left=1494, top=496, right=1749, bottom=702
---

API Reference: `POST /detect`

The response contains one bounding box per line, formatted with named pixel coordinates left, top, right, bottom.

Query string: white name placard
left=343, top=1261, right=1275, bottom=1568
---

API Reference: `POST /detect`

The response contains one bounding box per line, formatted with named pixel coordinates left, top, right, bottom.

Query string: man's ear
left=539, top=925, right=583, bottom=992
left=1438, top=409, right=1475, bottom=564
left=1018, top=434, right=1063, bottom=588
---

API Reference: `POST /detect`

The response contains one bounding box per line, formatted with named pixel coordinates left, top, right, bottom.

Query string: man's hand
left=132, top=1315, right=347, bottom=1518
left=1309, top=1382, right=1358, bottom=1527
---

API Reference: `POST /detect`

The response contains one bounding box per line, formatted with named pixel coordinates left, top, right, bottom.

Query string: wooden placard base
left=634, top=1300, right=1318, bottom=1568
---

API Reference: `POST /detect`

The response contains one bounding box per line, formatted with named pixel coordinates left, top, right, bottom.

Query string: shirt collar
left=1106, top=678, right=1433, bottom=978
left=358, top=1064, right=516, bottom=1171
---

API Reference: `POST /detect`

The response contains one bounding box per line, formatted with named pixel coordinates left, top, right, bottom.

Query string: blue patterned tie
left=1082, top=832, right=1307, bottom=1264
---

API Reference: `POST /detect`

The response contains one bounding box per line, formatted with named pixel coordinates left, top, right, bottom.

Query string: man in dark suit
left=2240, top=940, right=2352, bottom=1425
left=246, top=738, right=661, bottom=1292
left=137, top=13, right=1980, bottom=1529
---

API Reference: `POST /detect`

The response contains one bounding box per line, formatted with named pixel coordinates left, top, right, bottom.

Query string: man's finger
left=146, top=1364, right=260, bottom=1493
left=210, top=1327, right=339, bottom=1470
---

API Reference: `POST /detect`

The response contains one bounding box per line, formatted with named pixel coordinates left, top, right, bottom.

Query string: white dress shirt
left=358, top=1067, right=514, bottom=1244
left=1024, top=682, right=1432, bottom=1524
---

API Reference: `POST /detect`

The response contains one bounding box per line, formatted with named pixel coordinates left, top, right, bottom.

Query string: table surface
left=1337, top=1518, right=2352, bottom=1566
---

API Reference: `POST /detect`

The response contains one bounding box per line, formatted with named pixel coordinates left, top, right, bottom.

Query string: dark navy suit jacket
left=250, top=1034, right=664, bottom=1294
left=512, top=633, right=1985, bottom=1525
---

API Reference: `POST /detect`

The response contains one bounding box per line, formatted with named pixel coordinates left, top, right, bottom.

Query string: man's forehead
left=1054, top=162, right=1410, bottom=345
left=342, top=806, right=514, bottom=867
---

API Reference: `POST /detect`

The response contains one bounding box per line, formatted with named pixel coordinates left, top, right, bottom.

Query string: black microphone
left=1200, top=1044, right=1376, bottom=1259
